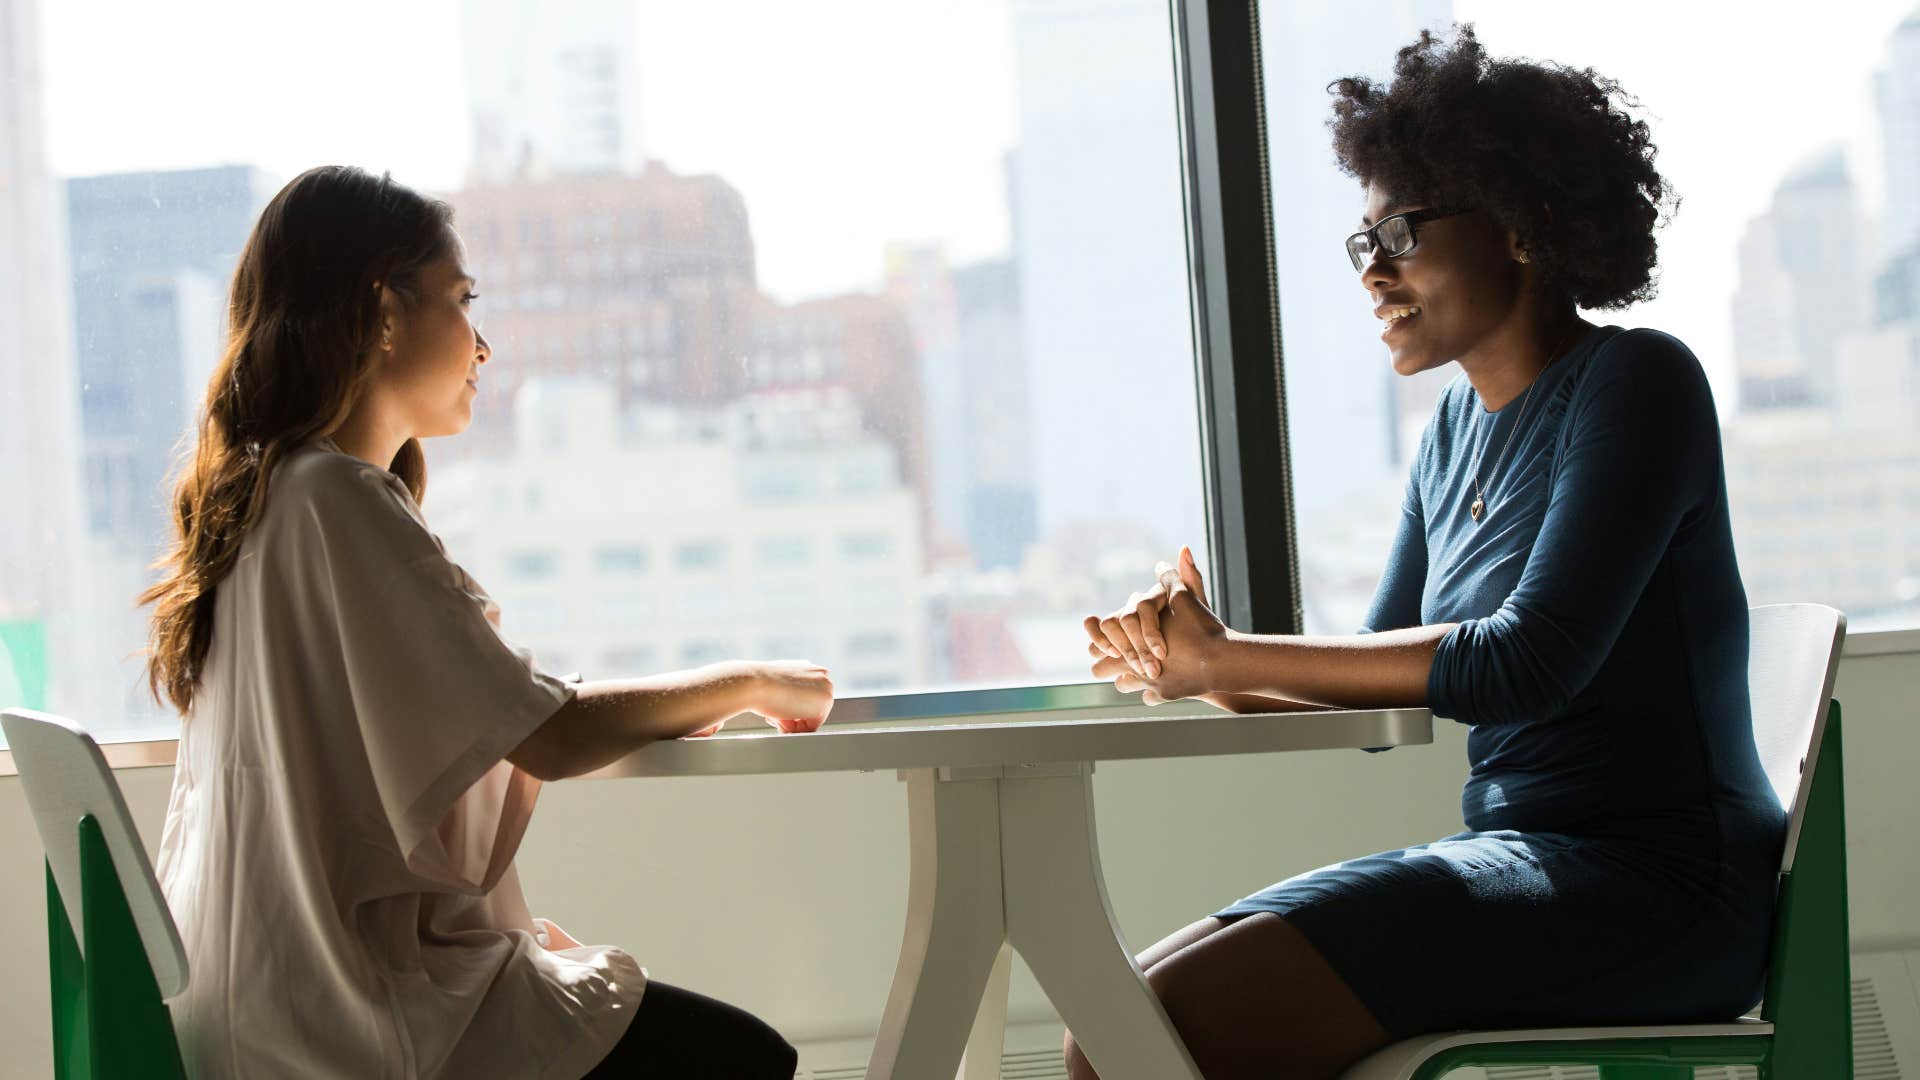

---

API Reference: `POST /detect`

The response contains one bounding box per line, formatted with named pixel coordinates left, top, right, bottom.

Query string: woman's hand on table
left=1087, top=548, right=1227, bottom=705
left=688, top=660, right=835, bottom=737
left=1084, top=545, right=1208, bottom=680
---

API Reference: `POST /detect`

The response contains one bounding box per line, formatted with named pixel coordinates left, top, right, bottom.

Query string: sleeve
left=1360, top=466, right=1428, bottom=634
left=1426, top=330, right=1718, bottom=726
left=298, top=457, right=577, bottom=892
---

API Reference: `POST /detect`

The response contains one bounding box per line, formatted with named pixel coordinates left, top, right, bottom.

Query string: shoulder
left=1568, top=326, right=1718, bottom=422
left=1584, top=327, right=1711, bottom=394
left=265, top=444, right=430, bottom=548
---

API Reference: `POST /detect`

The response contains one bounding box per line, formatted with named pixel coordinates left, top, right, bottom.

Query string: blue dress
left=1214, top=326, right=1786, bottom=1038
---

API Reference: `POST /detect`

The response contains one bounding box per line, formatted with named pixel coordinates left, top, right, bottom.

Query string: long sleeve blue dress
left=1213, top=325, right=1787, bottom=1038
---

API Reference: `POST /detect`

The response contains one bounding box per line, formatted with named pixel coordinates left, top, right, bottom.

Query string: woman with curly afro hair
left=1076, top=24, right=1778, bottom=1079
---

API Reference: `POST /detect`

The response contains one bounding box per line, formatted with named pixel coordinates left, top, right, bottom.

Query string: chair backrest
left=1745, top=604, right=1847, bottom=875
left=1, top=708, right=188, bottom=998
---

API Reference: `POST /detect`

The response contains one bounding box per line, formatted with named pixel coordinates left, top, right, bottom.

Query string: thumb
left=1178, top=545, right=1209, bottom=606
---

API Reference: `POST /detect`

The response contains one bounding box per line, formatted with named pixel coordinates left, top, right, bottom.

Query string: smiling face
left=1360, top=183, right=1530, bottom=377
left=378, top=230, right=490, bottom=439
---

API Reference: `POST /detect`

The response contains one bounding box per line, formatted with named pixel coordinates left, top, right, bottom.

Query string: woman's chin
left=1388, top=348, right=1427, bottom=377
left=1388, top=343, right=1447, bottom=378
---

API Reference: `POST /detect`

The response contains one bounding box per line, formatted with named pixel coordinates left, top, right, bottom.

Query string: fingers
left=1098, top=611, right=1144, bottom=678
left=1137, top=588, right=1168, bottom=664
left=1116, top=593, right=1162, bottom=679
left=1083, top=614, right=1120, bottom=659
left=1179, top=545, right=1210, bottom=607
left=1088, top=648, right=1131, bottom=680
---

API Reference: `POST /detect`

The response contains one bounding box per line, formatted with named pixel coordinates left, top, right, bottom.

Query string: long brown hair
left=144, top=166, right=453, bottom=714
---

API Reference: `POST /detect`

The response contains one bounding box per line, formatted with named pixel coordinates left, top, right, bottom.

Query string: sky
left=36, top=0, right=1920, bottom=399
left=38, top=0, right=1019, bottom=306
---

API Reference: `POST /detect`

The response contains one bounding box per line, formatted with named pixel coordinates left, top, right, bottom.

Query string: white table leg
left=867, top=769, right=1008, bottom=1080
left=957, top=941, right=1013, bottom=1080
left=1000, top=765, right=1203, bottom=1080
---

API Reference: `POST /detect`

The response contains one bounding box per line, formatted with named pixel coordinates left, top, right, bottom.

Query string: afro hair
left=1328, top=24, right=1677, bottom=310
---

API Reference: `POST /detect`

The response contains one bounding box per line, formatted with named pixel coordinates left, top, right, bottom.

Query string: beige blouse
left=156, top=440, right=644, bottom=1079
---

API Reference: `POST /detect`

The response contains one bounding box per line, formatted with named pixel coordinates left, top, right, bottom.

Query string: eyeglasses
left=1345, top=207, right=1470, bottom=272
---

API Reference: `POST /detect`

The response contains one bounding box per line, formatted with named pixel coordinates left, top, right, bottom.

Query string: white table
left=592, top=705, right=1433, bottom=1080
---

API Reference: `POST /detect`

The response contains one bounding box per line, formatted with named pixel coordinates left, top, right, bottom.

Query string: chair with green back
left=3, top=708, right=188, bottom=1079
left=1341, top=603, right=1851, bottom=1080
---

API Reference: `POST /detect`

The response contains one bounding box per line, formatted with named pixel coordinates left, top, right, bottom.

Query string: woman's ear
left=373, top=282, right=399, bottom=351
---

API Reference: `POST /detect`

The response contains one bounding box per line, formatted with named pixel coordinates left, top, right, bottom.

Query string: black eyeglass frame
left=1345, top=207, right=1471, bottom=272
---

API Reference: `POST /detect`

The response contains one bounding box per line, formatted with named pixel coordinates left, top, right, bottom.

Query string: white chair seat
left=1341, top=1017, right=1775, bottom=1079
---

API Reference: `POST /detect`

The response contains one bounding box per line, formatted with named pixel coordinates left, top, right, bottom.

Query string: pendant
left=1470, top=497, right=1485, bottom=522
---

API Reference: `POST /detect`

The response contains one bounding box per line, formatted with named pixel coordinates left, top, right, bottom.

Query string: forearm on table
left=510, top=662, right=759, bottom=780
left=1208, top=624, right=1456, bottom=709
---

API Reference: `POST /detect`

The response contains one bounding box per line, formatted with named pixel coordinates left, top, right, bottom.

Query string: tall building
left=461, top=0, right=643, bottom=183
left=884, top=245, right=1036, bottom=568
left=0, top=0, right=88, bottom=718
left=884, top=244, right=965, bottom=545
left=1732, top=148, right=1867, bottom=411
left=748, top=291, right=933, bottom=542
left=448, top=165, right=759, bottom=433
left=431, top=378, right=927, bottom=692
left=1875, top=7, right=1920, bottom=262
left=66, top=166, right=276, bottom=553
left=1726, top=417, right=1920, bottom=625
left=448, top=167, right=934, bottom=539
left=951, top=256, right=1036, bottom=569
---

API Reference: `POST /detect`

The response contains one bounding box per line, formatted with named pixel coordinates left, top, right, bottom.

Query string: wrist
left=708, top=660, right=764, bottom=715
left=1207, top=630, right=1255, bottom=696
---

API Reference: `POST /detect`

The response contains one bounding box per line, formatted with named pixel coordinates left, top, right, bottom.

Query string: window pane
left=2, top=0, right=1213, bottom=743
left=1264, top=1, right=1920, bottom=634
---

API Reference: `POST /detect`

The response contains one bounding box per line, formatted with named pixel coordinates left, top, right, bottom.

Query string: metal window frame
left=1171, top=0, right=1302, bottom=635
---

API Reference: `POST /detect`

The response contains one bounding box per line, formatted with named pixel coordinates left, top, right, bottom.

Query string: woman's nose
left=1361, top=252, right=1396, bottom=292
left=475, top=328, right=491, bottom=364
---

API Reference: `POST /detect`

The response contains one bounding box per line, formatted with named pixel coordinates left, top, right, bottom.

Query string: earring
left=1518, top=251, right=1532, bottom=264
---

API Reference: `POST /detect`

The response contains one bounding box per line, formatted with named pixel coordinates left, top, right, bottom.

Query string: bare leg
left=1066, top=914, right=1391, bottom=1080
left=1063, top=918, right=1229, bottom=1079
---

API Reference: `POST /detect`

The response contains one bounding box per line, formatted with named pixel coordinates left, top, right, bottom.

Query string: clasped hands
left=1082, top=544, right=1230, bottom=706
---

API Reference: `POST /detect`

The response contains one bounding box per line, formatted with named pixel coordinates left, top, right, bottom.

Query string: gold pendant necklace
left=1469, top=325, right=1582, bottom=523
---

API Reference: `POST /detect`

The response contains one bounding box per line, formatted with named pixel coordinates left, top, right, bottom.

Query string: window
left=4, top=0, right=1296, bottom=745
left=674, top=540, right=729, bottom=573
left=755, top=534, right=815, bottom=568
left=846, top=632, right=902, bottom=659
left=593, top=546, right=650, bottom=576
left=1262, top=1, right=1920, bottom=635
left=506, top=550, right=561, bottom=580
left=838, top=532, right=893, bottom=563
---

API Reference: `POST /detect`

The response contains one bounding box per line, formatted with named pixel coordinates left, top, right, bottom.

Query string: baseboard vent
left=796, top=1021, right=1066, bottom=1080
left=798, top=1048, right=1066, bottom=1080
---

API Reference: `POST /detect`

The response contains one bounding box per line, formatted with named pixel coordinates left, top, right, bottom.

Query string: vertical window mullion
left=1171, top=0, right=1302, bottom=634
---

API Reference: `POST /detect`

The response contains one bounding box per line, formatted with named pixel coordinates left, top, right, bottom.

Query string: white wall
left=2, top=644, right=1915, bottom=1074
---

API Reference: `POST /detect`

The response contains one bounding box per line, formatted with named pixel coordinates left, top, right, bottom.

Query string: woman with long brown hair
left=146, top=165, right=831, bottom=1078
